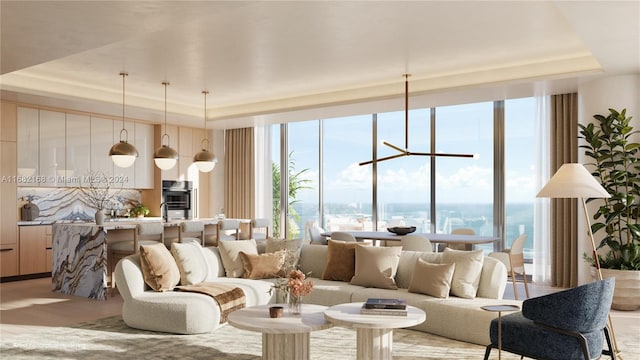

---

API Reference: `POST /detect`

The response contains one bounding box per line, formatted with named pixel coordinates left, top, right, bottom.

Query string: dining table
left=320, top=230, right=498, bottom=250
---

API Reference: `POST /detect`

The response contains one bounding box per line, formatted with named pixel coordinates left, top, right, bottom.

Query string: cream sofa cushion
left=171, top=241, right=208, bottom=285
left=351, top=245, right=402, bottom=289
left=218, top=239, right=258, bottom=278
left=408, top=259, right=455, bottom=298
left=442, top=248, right=484, bottom=299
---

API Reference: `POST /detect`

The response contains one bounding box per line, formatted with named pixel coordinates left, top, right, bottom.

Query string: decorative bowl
left=387, top=226, right=416, bottom=235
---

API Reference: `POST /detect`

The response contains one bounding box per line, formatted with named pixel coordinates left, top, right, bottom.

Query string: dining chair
left=305, top=220, right=327, bottom=245
left=447, top=228, right=476, bottom=250
left=330, top=231, right=357, bottom=242
left=400, top=235, right=433, bottom=252
left=488, top=233, right=530, bottom=299
left=108, top=222, right=164, bottom=289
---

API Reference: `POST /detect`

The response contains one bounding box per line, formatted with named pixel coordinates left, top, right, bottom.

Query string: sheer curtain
left=254, top=125, right=272, bottom=220
left=534, top=95, right=551, bottom=284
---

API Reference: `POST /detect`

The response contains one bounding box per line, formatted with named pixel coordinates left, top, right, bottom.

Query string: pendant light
left=109, top=72, right=138, bottom=168
left=359, top=74, right=477, bottom=166
left=154, top=81, right=179, bottom=170
left=193, top=90, right=218, bottom=172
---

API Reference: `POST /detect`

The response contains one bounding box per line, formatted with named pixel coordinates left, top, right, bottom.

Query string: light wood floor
left=1, top=277, right=639, bottom=353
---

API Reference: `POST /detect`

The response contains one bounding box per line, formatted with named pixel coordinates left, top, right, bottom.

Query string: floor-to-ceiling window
left=322, top=115, right=373, bottom=231
left=505, top=97, right=536, bottom=259
left=376, top=109, right=431, bottom=232
left=434, top=102, right=494, bottom=240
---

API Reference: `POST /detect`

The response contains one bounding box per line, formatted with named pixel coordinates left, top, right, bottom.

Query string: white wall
left=577, top=74, right=640, bottom=284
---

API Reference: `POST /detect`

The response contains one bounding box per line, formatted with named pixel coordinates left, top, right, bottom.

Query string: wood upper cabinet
left=19, top=225, right=51, bottom=275
left=65, top=113, right=91, bottom=184
left=17, top=107, right=39, bottom=180
left=39, top=110, right=66, bottom=187
left=1, top=102, right=17, bottom=142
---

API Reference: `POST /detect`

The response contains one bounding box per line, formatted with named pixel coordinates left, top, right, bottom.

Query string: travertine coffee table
left=324, top=302, right=426, bottom=360
left=227, top=303, right=332, bottom=360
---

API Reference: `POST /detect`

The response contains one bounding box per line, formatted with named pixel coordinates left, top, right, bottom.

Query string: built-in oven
left=161, top=180, right=192, bottom=221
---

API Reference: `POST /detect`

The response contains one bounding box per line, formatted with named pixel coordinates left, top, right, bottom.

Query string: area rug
left=0, top=315, right=621, bottom=360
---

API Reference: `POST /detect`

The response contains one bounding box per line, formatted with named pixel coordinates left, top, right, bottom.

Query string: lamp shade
left=109, top=140, right=138, bottom=168
left=193, top=149, right=217, bottom=172
left=153, top=145, right=178, bottom=170
left=536, top=163, right=611, bottom=199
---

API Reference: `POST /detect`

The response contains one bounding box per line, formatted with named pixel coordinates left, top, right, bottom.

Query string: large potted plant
left=579, top=108, right=640, bottom=310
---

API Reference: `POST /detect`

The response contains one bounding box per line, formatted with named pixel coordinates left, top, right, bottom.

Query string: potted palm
left=579, top=108, right=640, bottom=310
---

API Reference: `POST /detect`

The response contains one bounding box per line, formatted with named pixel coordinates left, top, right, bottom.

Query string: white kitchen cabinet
left=134, top=122, right=154, bottom=189
left=90, top=116, right=114, bottom=178
left=65, top=113, right=91, bottom=185
left=112, top=120, right=135, bottom=188
left=38, top=110, right=66, bottom=187
left=17, top=107, right=39, bottom=181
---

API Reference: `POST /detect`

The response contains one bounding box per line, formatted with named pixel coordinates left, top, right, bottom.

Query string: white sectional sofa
left=114, top=241, right=521, bottom=345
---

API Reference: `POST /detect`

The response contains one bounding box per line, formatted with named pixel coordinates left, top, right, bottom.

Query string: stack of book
left=360, top=298, right=408, bottom=316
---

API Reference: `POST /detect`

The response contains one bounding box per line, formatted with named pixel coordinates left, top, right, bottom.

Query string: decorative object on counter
left=269, top=306, right=284, bottom=318
left=270, top=269, right=314, bottom=315
left=109, top=71, right=138, bottom=168
left=387, top=226, right=416, bottom=235
left=130, top=204, right=150, bottom=218
left=154, top=81, right=179, bottom=170
left=78, top=170, right=123, bottom=225
left=193, top=90, right=218, bottom=172
left=21, top=198, right=40, bottom=221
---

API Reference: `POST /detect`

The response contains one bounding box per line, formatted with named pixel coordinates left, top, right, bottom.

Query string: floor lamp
left=536, top=163, right=620, bottom=356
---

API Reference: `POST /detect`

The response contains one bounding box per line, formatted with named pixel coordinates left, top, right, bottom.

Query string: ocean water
left=289, top=202, right=534, bottom=255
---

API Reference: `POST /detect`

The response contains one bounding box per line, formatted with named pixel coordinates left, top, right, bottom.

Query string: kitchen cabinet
left=134, top=122, right=154, bottom=189
left=17, top=107, right=39, bottom=179
left=19, top=225, right=51, bottom=275
left=0, top=243, right=19, bottom=277
left=65, top=113, right=91, bottom=185
left=90, top=116, right=114, bottom=178
left=0, top=131, right=19, bottom=277
left=1, top=101, right=17, bottom=142
left=39, top=110, right=66, bottom=187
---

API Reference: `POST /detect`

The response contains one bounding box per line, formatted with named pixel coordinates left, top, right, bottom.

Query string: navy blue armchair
left=483, top=278, right=616, bottom=360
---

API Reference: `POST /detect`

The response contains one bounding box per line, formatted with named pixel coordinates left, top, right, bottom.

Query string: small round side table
left=481, top=304, right=520, bottom=360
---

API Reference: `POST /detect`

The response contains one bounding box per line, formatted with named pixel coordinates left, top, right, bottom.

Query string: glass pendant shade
left=154, top=144, right=179, bottom=170
left=109, top=140, right=138, bottom=168
left=194, top=149, right=217, bottom=172
left=111, top=72, right=138, bottom=168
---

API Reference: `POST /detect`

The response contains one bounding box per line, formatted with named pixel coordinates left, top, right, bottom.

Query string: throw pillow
left=239, top=250, right=286, bottom=279
left=265, top=238, right=305, bottom=272
left=321, top=240, right=368, bottom=282
left=408, top=258, right=455, bottom=298
left=171, top=241, right=208, bottom=285
left=441, top=248, right=484, bottom=299
left=350, top=245, right=402, bottom=289
left=139, top=243, right=181, bottom=292
left=218, top=239, right=258, bottom=278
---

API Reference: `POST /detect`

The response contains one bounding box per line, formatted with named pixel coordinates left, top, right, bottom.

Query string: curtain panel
left=549, top=93, right=579, bottom=288
left=224, top=128, right=255, bottom=219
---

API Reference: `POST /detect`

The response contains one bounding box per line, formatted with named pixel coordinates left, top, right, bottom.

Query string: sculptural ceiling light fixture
left=109, top=72, right=139, bottom=168
left=359, top=74, right=478, bottom=166
left=153, top=81, right=179, bottom=170
left=193, top=90, right=218, bottom=172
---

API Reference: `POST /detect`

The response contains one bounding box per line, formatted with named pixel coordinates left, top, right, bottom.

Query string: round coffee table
left=227, top=303, right=332, bottom=360
left=324, top=302, right=426, bottom=360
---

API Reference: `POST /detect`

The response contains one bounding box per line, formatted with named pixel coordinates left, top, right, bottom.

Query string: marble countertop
left=33, top=217, right=235, bottom=230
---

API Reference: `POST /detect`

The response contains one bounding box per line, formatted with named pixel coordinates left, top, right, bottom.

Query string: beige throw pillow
left=408, top=258, right=455, bottom=298
left=322, top=240, right=368, bottom=282
left=265, top=238, right=304, bottom=272
left=171, top=241, right=208, bottom=285
left=218, top=239, right=258, bottom=278
left=139, top=243, right=181, bottom=292
left=239, top=250, right=286, bottom=279
left=442, top=248, right=484, bottom=299
left=350, top=245, right=402, bottom=289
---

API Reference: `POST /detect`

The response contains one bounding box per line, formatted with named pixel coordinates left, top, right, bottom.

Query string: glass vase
left=288, top=294, right=302, bottom=315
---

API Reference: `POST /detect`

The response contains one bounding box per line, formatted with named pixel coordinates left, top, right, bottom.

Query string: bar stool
left=249, top=218, right=270, bottom=240
left=216, top=219, right=241, bottom=243
left=109, top=222, right=164, bottom=289
left=179, top=221, right=205, bottom=246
